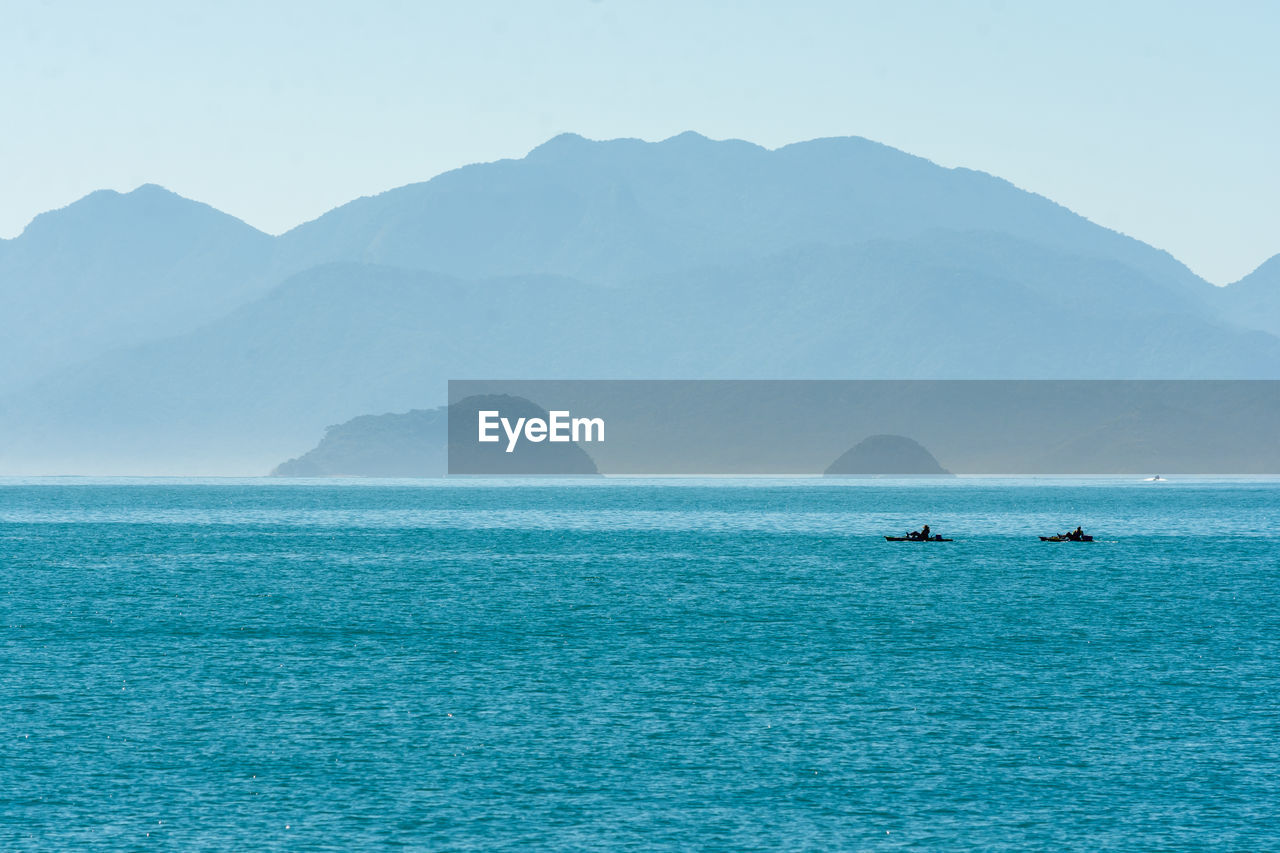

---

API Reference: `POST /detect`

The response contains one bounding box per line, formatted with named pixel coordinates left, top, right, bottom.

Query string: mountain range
left=1, top=132, right=1277, bottom=474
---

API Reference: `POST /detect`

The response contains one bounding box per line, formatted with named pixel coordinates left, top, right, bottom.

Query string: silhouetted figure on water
left=907, top=524, right=940, bottom=541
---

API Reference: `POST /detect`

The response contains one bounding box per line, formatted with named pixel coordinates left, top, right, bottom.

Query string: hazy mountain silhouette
left=2, top=132, right=1279, bottom=473
left=7, top=235, right=1279, bottom=475
left=623, top=234, right=1280, bottom=379
left=0, top=264, right=614, bottom=473
left=1219, top=254, right=1280, bottom=337
left=0, top=185, right=276, bottom=391
left=274, top=132, right=1212, bottom=302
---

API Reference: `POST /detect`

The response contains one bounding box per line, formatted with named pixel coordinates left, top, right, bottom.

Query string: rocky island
left=272, top=395, right=600, bottom=477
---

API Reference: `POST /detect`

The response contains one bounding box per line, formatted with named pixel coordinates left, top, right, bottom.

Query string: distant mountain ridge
left=1220, top=254, right=1280, bottom=336
left=0, top=184, right=278, bottom=391
left=275, top=132, right=1210, bottom=298
left=1, top=132, right=1278, bottom=474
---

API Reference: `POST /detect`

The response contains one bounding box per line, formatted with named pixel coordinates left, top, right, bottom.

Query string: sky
left=1, top=0, right=1276, bottom=284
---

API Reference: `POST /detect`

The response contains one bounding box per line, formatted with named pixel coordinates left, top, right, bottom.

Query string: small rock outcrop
left=824, top=434, right=953, bottom=477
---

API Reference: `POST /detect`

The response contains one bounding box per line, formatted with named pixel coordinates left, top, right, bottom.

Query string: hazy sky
left=2, top=0, right=1275, bottom=283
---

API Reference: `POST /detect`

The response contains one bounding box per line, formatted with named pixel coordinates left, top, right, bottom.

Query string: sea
left=3, top=478, right=1278, bottom=850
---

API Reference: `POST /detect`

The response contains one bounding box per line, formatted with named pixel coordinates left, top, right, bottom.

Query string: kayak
left=1040, top=535, right=1094, bottom=542
left=885, top=536, right=953, bottom=542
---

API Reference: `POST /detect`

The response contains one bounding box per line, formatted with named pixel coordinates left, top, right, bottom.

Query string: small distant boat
left=1040, top=535, right=1094, bottom=542
left=1144, top=475, right=1166, bottom=482
left=885, top=535, right=953, bottom=542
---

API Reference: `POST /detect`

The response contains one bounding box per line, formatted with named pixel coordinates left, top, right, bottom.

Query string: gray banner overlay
left=448, top=380, right=1280, bottom=476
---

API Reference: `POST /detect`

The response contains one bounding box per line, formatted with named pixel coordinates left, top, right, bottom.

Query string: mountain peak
left=776, top=134, right=928, bottom=165
left=128, top=182, right=181, bottom=198
left=661, top=130, right=711, bottom=145
left=525, top=130, right=754, bottom=163
left=527, top=132, right=596, bottom=158
left=16, top=183, right=264, bottom=243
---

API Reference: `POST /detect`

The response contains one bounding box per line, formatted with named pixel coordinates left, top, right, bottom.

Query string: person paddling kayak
left=1040, top=526, right=1092, bottom=542
left=901, top=524, right=946, bottom=541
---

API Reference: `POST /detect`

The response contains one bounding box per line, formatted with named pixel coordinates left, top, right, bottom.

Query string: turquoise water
left=3, top=478, right=1279, bottom=850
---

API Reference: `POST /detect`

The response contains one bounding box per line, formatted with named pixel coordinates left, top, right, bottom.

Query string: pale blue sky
left=2, top=0, right=1275, bottom=283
